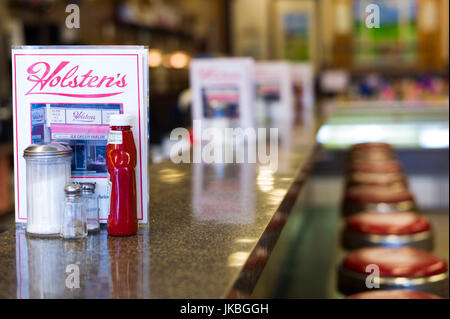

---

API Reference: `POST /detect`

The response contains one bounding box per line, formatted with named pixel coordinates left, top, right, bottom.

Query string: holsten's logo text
left=72, top=111, right=96, bottom=123
left=25, top=61, right=127, bottom=98
left=67, top=109, right=102, bottom=125
left=199, top=69, right=241, bottom=81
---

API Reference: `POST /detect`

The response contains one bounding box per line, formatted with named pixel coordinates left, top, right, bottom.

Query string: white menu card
left=11, top=46, right=149, bottom=224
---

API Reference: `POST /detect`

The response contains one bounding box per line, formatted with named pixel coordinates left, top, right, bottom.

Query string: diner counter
left=0, top=118, right=322, bottom=298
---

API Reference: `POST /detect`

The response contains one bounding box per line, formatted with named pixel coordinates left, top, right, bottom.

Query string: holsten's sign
left=25, top=61, right=128, bottom=98
left=12, top=46, right=149, bottom=224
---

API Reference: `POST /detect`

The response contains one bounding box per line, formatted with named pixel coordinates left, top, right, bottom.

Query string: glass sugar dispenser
left=23, top=142, right=72, bottom=237
left=61, top=183, right=87, bottom=239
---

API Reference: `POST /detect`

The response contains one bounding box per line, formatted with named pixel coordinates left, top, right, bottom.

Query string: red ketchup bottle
left=106, top=114, right=138, bottom=236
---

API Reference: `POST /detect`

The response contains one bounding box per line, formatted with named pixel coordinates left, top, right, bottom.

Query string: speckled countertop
left=0, top=119, right=321, bottom=298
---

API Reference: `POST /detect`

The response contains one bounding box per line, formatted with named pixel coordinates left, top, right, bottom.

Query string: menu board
left=353, top=0, right=418, bottom=65
left=12, top=46, right=149, bottom=224
left=190, top=57, right=255, bottom=142
left=255, top=62, right=295, bottom=122
left=274, top=0, right=315, bottom=63
left=282, top=12, right=310, bottom=61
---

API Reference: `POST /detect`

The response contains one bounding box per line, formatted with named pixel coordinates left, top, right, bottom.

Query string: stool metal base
left=337, top=265, right=449, bottom=298
left=342, top=200, right=417, bottom=217
left=342, top=229, right=434, bottom=251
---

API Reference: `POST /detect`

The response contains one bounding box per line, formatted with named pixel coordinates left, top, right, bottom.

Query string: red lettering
left=87, top=76, right=99, bottom=88
left=61, top=66, right=79, bottom=87
left=25, top=60, right=129, bottom=98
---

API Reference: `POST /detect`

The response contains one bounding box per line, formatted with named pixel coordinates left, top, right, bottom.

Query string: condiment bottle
left=80, top=182, right=100, bottom=233
left=23, top=142, right=72, bottom=236
left=61, top=183, right=87, bottom=239
left=106, top=114, right=138, bottom=236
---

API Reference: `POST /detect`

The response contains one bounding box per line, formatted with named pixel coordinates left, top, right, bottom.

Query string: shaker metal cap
left=64, top=183, right=81, bottom=197
left=80, top=182, right=96, bottom=194
left=23, top=142, right=72, bottom=159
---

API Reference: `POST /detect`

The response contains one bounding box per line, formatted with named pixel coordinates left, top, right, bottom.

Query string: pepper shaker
left=80, top=182, right=100, bottom=233
left=61, top=184, right=87, bottom=239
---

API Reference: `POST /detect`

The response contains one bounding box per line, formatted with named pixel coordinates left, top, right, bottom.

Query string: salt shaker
left=23, top=142, right=72, bottom=237
left=80, top=182, right=100, bottom=233
left=61, top=184, right=87, bottom=239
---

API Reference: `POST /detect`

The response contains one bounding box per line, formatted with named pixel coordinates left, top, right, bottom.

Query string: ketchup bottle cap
left=109, top=114, right=133, bottom=127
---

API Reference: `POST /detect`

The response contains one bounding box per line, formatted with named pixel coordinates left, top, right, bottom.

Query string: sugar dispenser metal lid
left=24, top=142, right=72, bottom=159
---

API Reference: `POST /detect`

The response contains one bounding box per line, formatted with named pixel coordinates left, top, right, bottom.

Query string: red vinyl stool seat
left=342, top=212, right=433, bottom=250
left=346, top=290, right=442, bottom=299
left=338, top=247, right=448, bottom=298
left=342, top=185, right=416, bottom=216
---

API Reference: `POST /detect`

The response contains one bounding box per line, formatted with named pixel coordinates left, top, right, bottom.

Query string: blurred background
left=0, top=0, right=448, bottom=216
left=0, top=0, right=448, bottom=145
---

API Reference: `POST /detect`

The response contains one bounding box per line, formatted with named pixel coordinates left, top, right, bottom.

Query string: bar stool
left=348, top=160, right=404, bottom=174
left=342, top=185, right=416, bottom=216
left=338, top=247, right=449, bottom=298
left=349, top=143, right=395, bottom=161
left=342, top=212, right=433, bottom=251
left=349, top=151, right=396, bottom=162
left=346, top=290, right=442, bottom=299
left=349, top=142, right=394, bottom=153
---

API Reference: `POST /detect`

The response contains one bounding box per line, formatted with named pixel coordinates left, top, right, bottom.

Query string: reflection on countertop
left=0, top=117, right=322, bottom=299
left=13, top=228, right=149, bottom=299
